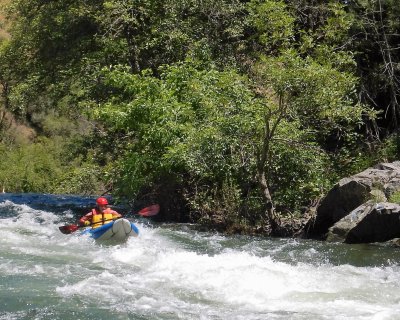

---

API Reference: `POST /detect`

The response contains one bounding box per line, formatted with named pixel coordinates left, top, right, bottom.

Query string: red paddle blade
left=59, top=224, right=79, bottom=234
left=138, top=204, right=160, bottom=217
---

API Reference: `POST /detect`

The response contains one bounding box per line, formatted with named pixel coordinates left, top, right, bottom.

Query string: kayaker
left=78, top=197, right=122, bottom=229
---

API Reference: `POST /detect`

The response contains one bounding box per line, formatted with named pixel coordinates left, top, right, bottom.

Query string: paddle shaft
left=59, top=217, right=118, bottom=234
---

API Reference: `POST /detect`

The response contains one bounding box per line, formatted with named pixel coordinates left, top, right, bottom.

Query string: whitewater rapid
left=1, top=195, right=400, bottom=320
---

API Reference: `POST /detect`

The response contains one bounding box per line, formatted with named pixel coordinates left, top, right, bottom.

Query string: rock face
left=305, top=161, right=400, bottom=242
left=326, top=202, right=400, bottom=243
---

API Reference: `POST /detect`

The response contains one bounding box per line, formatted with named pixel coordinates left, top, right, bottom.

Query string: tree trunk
left=257, top=168, right=280, bottom=233
left=376, top=0, right=400, bottom=129
left=124, top=27, right=141, bottom=73
left=256, top=102, right=284, bottom=234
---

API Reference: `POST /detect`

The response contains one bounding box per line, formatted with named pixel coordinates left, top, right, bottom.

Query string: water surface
left=1, top=193, right=399, bottom=319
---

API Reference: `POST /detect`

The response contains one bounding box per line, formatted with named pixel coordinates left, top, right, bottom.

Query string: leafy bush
left=389, top=191, right=400, bottom=204
left=0, top=138, right=63, bottom=192
left=0, top=136, right=104, bottom=194
left=93, top=59, right=360, bottom=227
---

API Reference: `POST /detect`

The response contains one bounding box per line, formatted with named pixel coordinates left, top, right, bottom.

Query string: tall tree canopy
left=0, top=0, right=398, bottom=234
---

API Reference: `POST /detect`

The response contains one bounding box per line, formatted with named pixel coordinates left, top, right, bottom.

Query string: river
left=0, top=193, right=400, bottom=320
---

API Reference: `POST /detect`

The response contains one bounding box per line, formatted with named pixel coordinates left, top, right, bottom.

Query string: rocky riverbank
left=303, top=161, right=400, bottom=244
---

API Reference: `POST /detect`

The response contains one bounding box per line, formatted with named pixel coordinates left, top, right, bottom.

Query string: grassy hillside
left=0, top=0, right=33, bottom=144
left=0, top=0, right=10, bottom=40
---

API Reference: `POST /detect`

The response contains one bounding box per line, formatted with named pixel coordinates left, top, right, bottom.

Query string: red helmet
left=96, top=197, right=108, bottom=206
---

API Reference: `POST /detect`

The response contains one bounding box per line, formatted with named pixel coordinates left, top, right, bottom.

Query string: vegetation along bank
left=0, top=0, right=399, bottom=236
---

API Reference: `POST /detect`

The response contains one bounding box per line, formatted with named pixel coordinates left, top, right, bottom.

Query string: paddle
left=58, top=204, right=160, bottom=234
left=137, top=204, right=160, bottom=217
left=59, top=224, right=79, bottom=234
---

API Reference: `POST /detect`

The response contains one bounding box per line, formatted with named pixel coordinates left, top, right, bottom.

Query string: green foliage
left=377, top=134, right=400, bottom=162
left=0, top=137, right=104, bottom=194
left=95, top=62, right=259, bottom=196
left=0, top=138, right=63, bottom=192
left=2, top=0, right=103, bottom=119
left=329, top=133, right=400, bottom=180
left=98, top=0, right=247, bottom=71
left=185, top=178, right=243, bottom=229
left=389, top=191, right=400, bottom=204
left=248, top=0, right=295, bottom=52
left=53, top=164, right=104, bottom=195
left=94, top=58, right=367, bottom=225
left=257, top=50, right=368, bottom=135
left=348, top=0, right=400, bottom=131
left=268, top=120, right=332, bottom=211
left=95, top=62, right=266, bottom=224
left=1, top=0, right=399, bottom=233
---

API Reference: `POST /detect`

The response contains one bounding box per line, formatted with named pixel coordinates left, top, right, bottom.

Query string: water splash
left=1, top=195, right=400, bottom=320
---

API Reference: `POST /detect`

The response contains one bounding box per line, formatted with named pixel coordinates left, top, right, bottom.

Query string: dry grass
left=0, top=0, right=11, bottom=40
left=0, top=108, right=36, bottom=144
left=0, top=0, right=31, bottom=143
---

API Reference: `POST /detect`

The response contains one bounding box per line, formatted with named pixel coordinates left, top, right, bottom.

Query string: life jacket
left=91, top=208, right=115, bottom=229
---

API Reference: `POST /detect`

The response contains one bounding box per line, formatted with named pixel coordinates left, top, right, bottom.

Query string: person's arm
left=78, top=212, right=93, bottom=226
left=111, top=210, right=122, bottom=219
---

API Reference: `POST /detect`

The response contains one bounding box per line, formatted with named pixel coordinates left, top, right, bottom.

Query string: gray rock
left=326, top=202, right=400, bottom=243
left=305, top=162, right=400, bottom=240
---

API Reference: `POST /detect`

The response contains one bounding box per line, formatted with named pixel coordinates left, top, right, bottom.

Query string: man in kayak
left=78, top=197, right=122, bottom=229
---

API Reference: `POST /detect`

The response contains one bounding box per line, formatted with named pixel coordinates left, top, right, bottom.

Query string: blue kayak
left=81, top=218, right=139, bottom=241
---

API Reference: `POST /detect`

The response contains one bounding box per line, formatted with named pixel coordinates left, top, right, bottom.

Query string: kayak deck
left=81, top=218, right=139, bottom=242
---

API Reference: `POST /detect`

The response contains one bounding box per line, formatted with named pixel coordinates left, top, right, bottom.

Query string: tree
left=349, top=0, right=400, bottom=134
left=92, top=50, right=370, bottom=233
left=247, top=0, right=374, bottom=232
left=2, top=0, right=103, bottom=120
left=99, top=0, right=248, bottom=72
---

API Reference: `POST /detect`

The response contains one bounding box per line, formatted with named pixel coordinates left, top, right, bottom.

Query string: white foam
left=2, top=200, right=400, bottom=319
left=54, top=238, right=400, bottom=319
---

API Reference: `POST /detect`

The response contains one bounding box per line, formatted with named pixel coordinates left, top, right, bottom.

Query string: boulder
left=326, top=201, right=400, bottom=243
left=305, top=161, right=400, bottom=239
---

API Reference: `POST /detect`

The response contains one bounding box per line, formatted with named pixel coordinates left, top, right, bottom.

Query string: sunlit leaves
left=0, top=0, right=393, bottom=227
left=95, top=62, right=258, bottom=191
left=248, top=0, right=295, bottom=52
left=94, top=57, right=362, bottom=214
left=256, top=50, right=370, bottom=137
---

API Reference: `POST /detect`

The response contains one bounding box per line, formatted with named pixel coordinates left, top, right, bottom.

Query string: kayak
left=81, top=218, right=139, bottom=242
